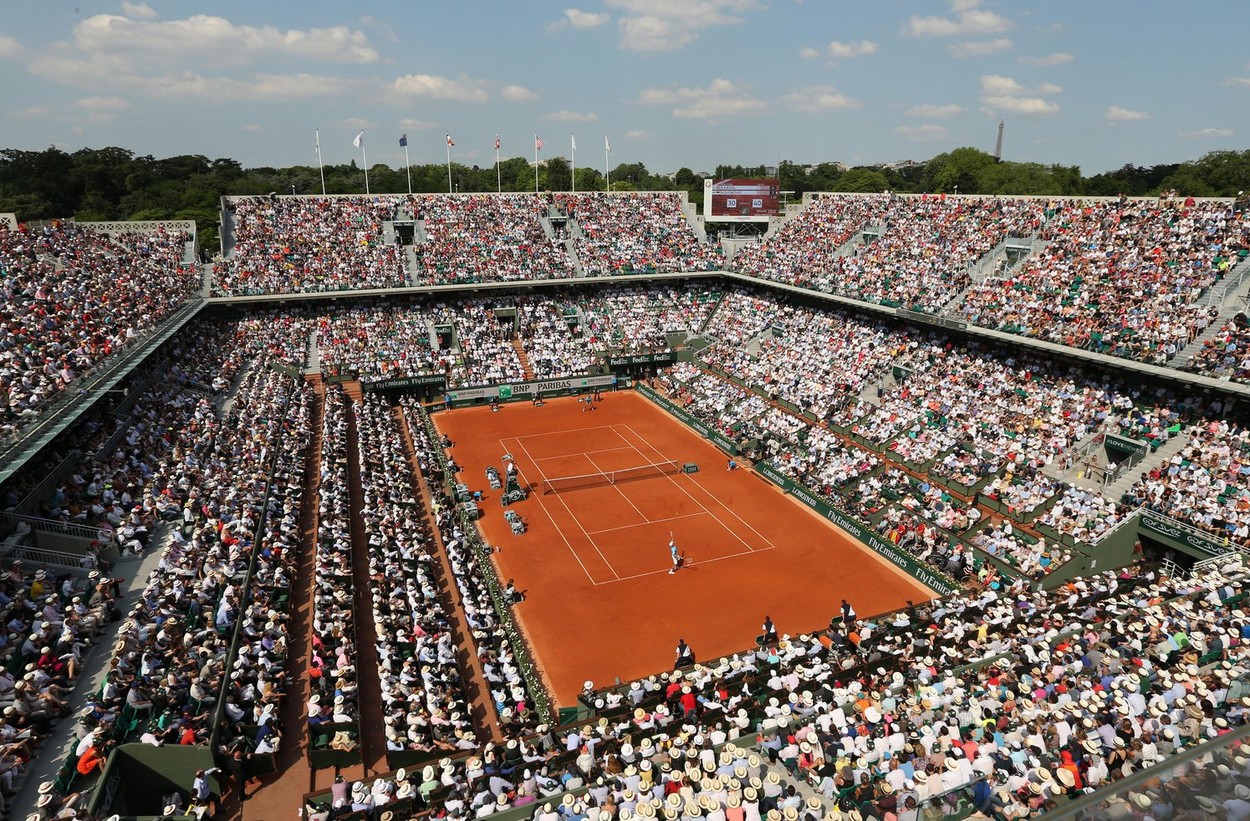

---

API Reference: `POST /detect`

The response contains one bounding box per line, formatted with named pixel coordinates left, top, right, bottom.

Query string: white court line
left=509, top=435, right=620, bottom=581
left=533, top=445, right=637, bottom=461
left=617, top=423, right=777, bottom=551
left=594, top=544, right=777, bottom=586
left=509, top=424, right=618, bottom=442
left=583, top=451, right=651, bottom=525
left=586, top=511, right=709, bottom=536
left=608, top=424, right=760, bottom=553
left=497, top=436, right=604, bottom=586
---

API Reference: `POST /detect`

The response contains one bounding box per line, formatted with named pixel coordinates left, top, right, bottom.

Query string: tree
left=836, top=168, right=889, bottom=193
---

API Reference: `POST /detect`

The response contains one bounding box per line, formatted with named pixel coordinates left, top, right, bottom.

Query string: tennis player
left=668, top=535, right=681, bottom=574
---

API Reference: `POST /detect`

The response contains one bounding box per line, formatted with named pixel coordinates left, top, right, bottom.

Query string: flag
left=605, top=136, right=612, bottom=153
left=353, top=130, right=363, bottom=148
left=399, top=132, right=408, bottom=147
left=446, top=133, right=454, bottom=147
left=571, top=135, right=577, bottom=152
left=535, top=135, right=543, bottom=151
left=494, top=133, right=501, bottom=150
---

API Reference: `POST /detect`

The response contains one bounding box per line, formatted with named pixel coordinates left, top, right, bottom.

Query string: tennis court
left=432, top=390, right=933, bottom=705
left=502, top=422, right=775, bottom=584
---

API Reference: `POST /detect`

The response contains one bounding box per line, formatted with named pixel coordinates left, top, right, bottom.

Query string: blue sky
left=2, top=0, right=1247, bottom=175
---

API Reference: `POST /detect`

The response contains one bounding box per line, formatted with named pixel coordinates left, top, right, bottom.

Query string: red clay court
left=432, top=391, right=932, bottom=706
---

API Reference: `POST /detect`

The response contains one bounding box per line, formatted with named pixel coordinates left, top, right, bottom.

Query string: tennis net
left=542, top=460, right=681, bottom=494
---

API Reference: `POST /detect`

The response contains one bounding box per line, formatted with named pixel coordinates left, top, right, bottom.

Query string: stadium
left=0, top=184, right=1248, bottom=821
left=3, top=4, right=1250, bottom=820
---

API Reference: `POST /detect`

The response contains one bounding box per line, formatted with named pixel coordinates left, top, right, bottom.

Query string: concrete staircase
left=305, top=329, right=321, bottom=375
left=406, top=245, right=420, bottom=285
left=511, top=336, right=535, bottom=380
left=1169, top=308, right=1240, bottom=369
left=200, top=263, right=214, bottom=297
left=1103, top=430, right=1192, bottom=501
left=382, top=220, right=396, bottom=245
left=540, top=216, right=557, bottom=240
left=679, top=200, right=707, bottom=241
left=567, top=243, right=586, bottom=277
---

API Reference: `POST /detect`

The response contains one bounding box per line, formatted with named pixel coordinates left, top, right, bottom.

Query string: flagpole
left=495, top=135, right=501, bottom=194
left=359, top=131, right=370, bottom=195
left=534, top=134, right=539, bottom=194
left=404, top=142, right=412, bottom=195
left=571, top=134, right=576, bottom=194
left=605, top=136, right=610, bottom=192
left=446, top=133, right=453, bottom=194
left=315, top=129, right=326, bottom=195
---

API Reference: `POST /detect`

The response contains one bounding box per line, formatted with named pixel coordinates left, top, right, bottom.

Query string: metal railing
left=415, top=404, right=556, bottom=721
left=0, top=297, right=206, bottom=482
left=0, top=511, right=107, bottom=541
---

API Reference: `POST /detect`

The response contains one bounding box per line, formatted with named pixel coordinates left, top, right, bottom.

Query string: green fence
left=419, top=405, right=556, bottom=722
left=751, top=462, right=961, bottom=597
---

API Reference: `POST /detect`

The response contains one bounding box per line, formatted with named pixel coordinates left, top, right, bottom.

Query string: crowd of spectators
left=956, top=198, right=1250, bottom=363
left=309, top=558, right=1250, bottom=821
left=516, top=302, right=593, bottom=379
left=219, top=196, right=407, bottom=294
left=357, top=395, right=476, bottom=753
left=309, top=386, right=360, bottom=750
left=0, top=221, right=197, bottom=441
left=1184, top=311, right=1250, bottom=381
left=1036, top=486, right=1126, bottom=544
left=580, top=285, right=720, bottom=353
left=969, top=522, right=1071, bottom=580
left=1123, top=420, right=1250, bottom=547
left=556, top=193, right=723, bottom=276
left=729, top=194, right=883, bottom=276
left=734, top=195, right=1043, bottom=313
left=658, top=364, right=766, bottom=445
left=414, top=194, right=573, bottom=285
left=401, top=396, right=543, bottom=737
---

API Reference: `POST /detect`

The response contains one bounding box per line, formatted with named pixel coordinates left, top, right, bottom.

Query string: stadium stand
left=8, top=189, right=1250, bottom=819
left=0, top=220, right=197, bottom=442
left=555, top=192, right=724, bottom=276
left=217, top=195, right=407, bottom=294
left=412, top=194, right=574, bottom=285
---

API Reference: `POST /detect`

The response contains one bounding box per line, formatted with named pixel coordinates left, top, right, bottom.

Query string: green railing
left=416, top=405, right=555, bottom=720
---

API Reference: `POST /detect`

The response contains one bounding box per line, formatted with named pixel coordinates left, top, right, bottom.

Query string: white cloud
left=625, top=129, right=649, bottom=139
left=1225, top=76, right=1250, bottom=88
left=550, top=8, right=611, bottom=30
left=1179, top=128, right=1233, bottom=138
left=76, top=95, right=130, bottom=122
left=903, top=3, right=1011, bottom=37
left=780, top=85, right=862, bottom=113
left=241, top=123, right=262, bottom=132
left=826, top=39, right=877, bottom=58
left=979, top=75, right=1024, bottom=95
left=895, top=124, right=949, bottom=141
left=978, top=74, right=1060, bottom=115
left=1105, top=106, right=1148, bottom=123
left=120, top=1, right=157, bottom=19
left=10, top=105, right=49, bottom=120
left=501, top=84, right=538, bottom=102
left=391, top=74, right=490, bottom=103
left=1020, top=52, right=1072, bottom=66
left=798, top=46, right=820, bottom=59
left=609, top=0, right=761, bottom=52
left=336, top=117, right=375, bottom=130
left=71, top=13, right=380, bottom=65
left=947, top=38, right=1011, bottom=58
left=637, top=78, right=765, bottom=122
left=400, top=118, right=436, bottom=130
left=540, top=110, right=599, bottom=122
left=0, top=34, right=22, bottom=57
left=905, top=103, right=966, bottom=118
left=983, top=95, right=1060, bottom=114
